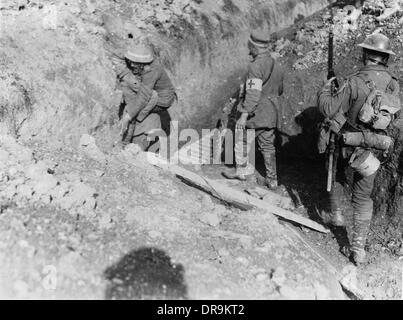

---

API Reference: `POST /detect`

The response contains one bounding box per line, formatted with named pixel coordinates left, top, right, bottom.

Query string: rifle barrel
left=328, top=32, right=334, bottom=74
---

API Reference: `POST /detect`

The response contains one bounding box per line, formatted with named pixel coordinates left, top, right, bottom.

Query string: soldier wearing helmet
left=317, top=33, right=400, bottom=265
left=222, top=30, right=285, bottom=190
left=117, top=44, right=176, bottom=150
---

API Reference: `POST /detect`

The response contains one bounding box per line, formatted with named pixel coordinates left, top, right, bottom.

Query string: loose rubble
left=270, top=0, right=403, bottom=71
left=0, top=0, right=402, bottom=300
left=79, top=134, right=107, bottom=166
left=0, top=135, right=97, bottom=216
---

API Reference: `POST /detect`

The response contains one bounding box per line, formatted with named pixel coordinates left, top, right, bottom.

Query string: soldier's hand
left=119, top=112, right=132, bottom=137
left=235, top=113, right=248, bottom=130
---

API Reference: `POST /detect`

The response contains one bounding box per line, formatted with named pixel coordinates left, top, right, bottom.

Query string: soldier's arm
left=239, top=61, right=266, bottom=115
left=317, top=78, right=353, bottom=119
left=120, top=72, right=141, bottom=93
left=141, top=65, right=162, bottom=90
left=121, top=86, right=139, bottom=119
left=387, top=78, right=402, bottom=119
left=110, top=54, right=129, bottom=79
left=386, top=77, right=400, bottom=95
left=122, top=83, right=154, bottom=119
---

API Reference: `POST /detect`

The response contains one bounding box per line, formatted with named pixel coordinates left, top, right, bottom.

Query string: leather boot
left=222, top=169, right=248, bottom=181
left=350, top=218, right=371, bottom=265
left=222, top=164, right=255, bottom=182
left=265, top=176, right=278, bottom=190
left=263, top=152, right=278, bottom=190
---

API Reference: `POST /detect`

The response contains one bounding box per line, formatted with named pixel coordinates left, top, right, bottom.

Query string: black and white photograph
left=0, top=0, right=402, bottom=303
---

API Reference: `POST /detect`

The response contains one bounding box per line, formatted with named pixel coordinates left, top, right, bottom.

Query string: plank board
left=147, top=153, right=330, bottom=234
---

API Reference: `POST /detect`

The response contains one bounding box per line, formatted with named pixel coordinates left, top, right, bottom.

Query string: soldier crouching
left=117, top=44, right=176, bottom=151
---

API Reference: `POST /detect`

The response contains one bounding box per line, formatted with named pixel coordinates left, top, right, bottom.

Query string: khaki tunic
left=118, top=60, right=176, bottom=119
left=318, top=64, right=400, bottom=130
left=238, top=52, right=284, bottom=129
left=317, top=64, right=400, bottom=218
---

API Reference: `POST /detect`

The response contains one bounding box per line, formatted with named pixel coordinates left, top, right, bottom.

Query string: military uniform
left=318, top=63, right=400, bottom=261
left=234, top=51, right=284, bottom=183
left=118, top=50, right=176, bottom=150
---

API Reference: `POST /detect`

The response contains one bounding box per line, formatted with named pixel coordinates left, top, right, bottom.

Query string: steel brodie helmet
left=357, top=33, right=395, bottom=56
left=125, top=45, right=154, bottom=64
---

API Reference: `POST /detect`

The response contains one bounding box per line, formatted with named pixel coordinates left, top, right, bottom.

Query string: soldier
left=222, top=30, right=284, bottom=190
left=118, top=44, right=176, bottom=150
left=317, top=33, right=400, bottom=264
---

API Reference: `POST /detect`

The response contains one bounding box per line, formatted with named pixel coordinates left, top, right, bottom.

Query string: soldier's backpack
left=356, top=74, right=401, bottom=130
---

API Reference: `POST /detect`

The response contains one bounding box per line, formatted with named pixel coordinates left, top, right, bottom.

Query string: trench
left=0, top=0, right=402, bottom=299
left=158, top=0, right=403, bottom=298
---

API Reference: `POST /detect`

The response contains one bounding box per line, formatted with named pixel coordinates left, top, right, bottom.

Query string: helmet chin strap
left=367, top=57, right=387, bottom=66
left=363, top=51, right=388, bottom=66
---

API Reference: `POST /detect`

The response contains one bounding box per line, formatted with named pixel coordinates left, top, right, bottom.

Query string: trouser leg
left=122, top=121, right=136, bottom=145
left=234, top=128, right=256, bottom=176
left=350, top=171, right=376, bottom=264
left=256, top=128, right=276, bottom=181
left=132, top=113, right=162, bottom=151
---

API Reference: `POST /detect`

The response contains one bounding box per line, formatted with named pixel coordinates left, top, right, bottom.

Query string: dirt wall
left=0, top=0, right=328, bottom=147
left=1, top=0, right=400, bottom=246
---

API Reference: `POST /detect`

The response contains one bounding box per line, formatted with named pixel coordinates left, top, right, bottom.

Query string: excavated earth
left=0, top=0, right=402, bottom=299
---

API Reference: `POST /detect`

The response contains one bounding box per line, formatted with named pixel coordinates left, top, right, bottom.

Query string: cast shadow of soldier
left=276, top=106, right=351, bottom=250
left=104, top=247, right=188, bottom=300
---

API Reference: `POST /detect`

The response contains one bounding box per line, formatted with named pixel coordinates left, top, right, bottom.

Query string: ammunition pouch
left=356, top=74, right=401, bottom=131
left=329, top=111, right=347, bottom=134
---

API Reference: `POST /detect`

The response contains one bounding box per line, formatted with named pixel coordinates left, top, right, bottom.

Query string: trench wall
left=0, top=0, right=328, bottom=146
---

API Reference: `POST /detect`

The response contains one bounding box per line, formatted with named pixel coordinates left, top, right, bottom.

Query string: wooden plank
left=246, top=186, right=294, bottom=210
left=147, top=153, right=330, bottom=234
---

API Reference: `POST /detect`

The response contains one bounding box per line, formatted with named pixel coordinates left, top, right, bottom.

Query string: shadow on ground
left=104, top=247, right=188, bottom=300
left=276, top=106, right=352, bottom=249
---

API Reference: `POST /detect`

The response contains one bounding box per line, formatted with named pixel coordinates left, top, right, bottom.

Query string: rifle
left=326, top=1, right=339, bottom=192
left=213, top=97, right=236, bottom=163
left=327, top=132, right=336, bottom=192
left=327, top=2, right=338, bottom=88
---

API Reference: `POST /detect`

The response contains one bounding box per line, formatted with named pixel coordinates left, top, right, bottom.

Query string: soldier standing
left=118, top=44, right=176, bottom=150
left=317, top=33, right=400, bottom=264
left=223, top=30, right=284, bottom=190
